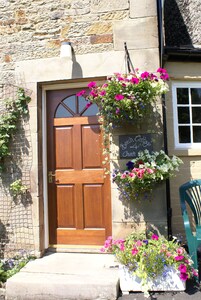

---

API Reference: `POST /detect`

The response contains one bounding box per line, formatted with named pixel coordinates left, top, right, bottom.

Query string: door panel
left=82, top=125, right=102, bottom=168
left=83, top=184, right=104, bottom=228
left=46, top=89, right=111, bottom=246
left=55, top=127, right=73, bottom=169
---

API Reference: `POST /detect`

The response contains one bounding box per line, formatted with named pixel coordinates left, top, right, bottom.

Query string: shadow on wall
left=164, top=0, right=192, bottom=47
left=71, top=47, right=83, bottom=79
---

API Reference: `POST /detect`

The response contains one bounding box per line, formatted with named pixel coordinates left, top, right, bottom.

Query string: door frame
left=42, top=79, right=107, bottom=249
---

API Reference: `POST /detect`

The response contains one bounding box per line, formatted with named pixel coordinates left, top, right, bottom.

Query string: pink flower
left=131, top=247, right=139, bottom=256
left=76, top=90, right=86, bottom=96
left=136, top=169, right=145, bottom=179
left=102, top=83, right=108, bottom=88
left=192, top=269, right=199, bottom=277
left=177, top=248, right=184, bottom=255
left=100, top=247, right=105, bottom=252
left=88, top=81, right=97, bottom=88
left=115, top=94, right=124, bottom=101
left=116, top=108, right=120, bottom=114
left=157, top=68, right=167, bottom=73
left=85, top=102, right=92, bottom=108
left=129, top=173, right=135, bottom=178
left=160, top=73, right=169, bottom=80
left=146, top=168, right=154, bottom=174
left=180, top=273, right=188, bottom=281
left=178, top=264, right=187, bottom=273
left=166, top=251, right=172, bottom=257
left=100, top=90, right=106, bottom=96
left=140, top=71, right=149, bottom=79
left=89, top=90, right=98, bottom=98
left=120, top=243, right=125, bottom=251
left=130, top=77, right=139, bottom=84
left=175, top=255, right=184, bottom=261
left=121, top=174, right=127, bottom=179
left=117, top=76, right=124, bottom=81
left=136, top=240, right=143, bottom=247
left=151, top=234, right=159, bottom=240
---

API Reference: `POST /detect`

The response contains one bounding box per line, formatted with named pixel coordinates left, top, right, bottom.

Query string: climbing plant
left=0, top=88, right=31, bottom=171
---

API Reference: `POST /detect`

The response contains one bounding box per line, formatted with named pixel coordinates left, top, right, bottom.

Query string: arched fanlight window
left=55, top=95, right=99, bottom=118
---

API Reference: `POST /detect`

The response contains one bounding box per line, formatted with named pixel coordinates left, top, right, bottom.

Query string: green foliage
left=112, top=150, right=183, bottom=200
left=10, top=179, right=27, bottom=197
left=101, top=233, right=198, bottom=296
left=0, top=253, right=35, bottom=284
left=0, top=88, right=31, bottom=170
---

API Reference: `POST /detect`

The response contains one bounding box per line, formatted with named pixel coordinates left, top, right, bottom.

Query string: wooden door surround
left=46, top=89, right=112, bottom=245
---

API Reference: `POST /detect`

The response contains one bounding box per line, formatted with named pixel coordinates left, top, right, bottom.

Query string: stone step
left=6, top=253, right=120, bottom=300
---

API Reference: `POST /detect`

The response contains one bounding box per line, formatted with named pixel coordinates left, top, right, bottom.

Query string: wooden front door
left=46, top=89, right=111, bottom=245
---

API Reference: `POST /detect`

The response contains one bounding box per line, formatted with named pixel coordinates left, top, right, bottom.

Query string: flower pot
left=119, top=265, right=186, bottom=295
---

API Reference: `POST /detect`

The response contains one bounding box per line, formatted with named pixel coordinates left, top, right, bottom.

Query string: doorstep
left=6, top=252, right=120, bottom=300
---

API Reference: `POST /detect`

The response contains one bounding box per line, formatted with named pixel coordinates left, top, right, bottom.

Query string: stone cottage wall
left=0, top=0, right=163, bottom=255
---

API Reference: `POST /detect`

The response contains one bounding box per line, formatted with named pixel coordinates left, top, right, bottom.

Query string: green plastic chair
left=179, top=180, right=201, bottom=271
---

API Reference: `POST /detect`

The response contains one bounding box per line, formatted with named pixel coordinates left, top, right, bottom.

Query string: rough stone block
left=90, top=34, right=113, bottom=44
left=91, top=0, right=129, bottom=13
left=130, top=0, right=157, bottom=18
left=114, top=17, right=158, bottom=50
left=87, top=22, right=112, bottom=35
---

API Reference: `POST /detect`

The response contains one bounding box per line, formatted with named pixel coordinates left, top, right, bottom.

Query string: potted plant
left=101, top=232, right=198, bottom=297
left=77, top=68, right=169, bottom=132
left=112, top=149, right=183, bottom=201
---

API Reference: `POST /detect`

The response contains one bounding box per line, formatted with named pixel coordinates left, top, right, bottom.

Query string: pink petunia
left=117, top=76, right=124, bottom=81
left=131, top=247, right=139, bottom=256
left=100, top=90, right=106, bottom=96
left=177, top=248, right=184, bottom=255
left=136, top=169, right=145, bottom=179
left=157, top=68, right=167, bottom=73
left=115, top=94, right=124, bottom=101
left=76, top=90, right=86, bottom=96
left=180, top=273, right=188, bottom=281
left=151, top=234, right=159, bottom=240
left=102, top=83, right=108, bottom=88
left=136, top=240, right=143, bottom=247
left=121, top=174, right=127, bottom=179
left=130, top=77, right=139, bottom=84
left=89, top=90, right=98, bottom=98
left=88, top=81, right=97, bottom=88
left=146, top=168, right=154, bottom=174
left=140, top=71, right=150, bottom=79
left=192, top=269, right=199, bottom=277
left=160, top=73, right=169, bottom=81
left=175, top=255, right=184, bottom=261
left=178, top=264, right=187, bottom=273
left=166, top=251, right=172, bottom=257
left=86, top=102, right=92, bottom=108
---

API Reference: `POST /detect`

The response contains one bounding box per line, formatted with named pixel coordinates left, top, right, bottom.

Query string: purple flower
left=126, top=161, right=134, bottom=170
left=115, top=94, right=124, bottom=101
left=178, top=264, right=187, bottom=273
left=89, top=90, right=98, bottom=98
left=116, top=108, right=120, bottom=114
left=160, top=73, right=169, bottom=81
left=76, top=90, right=86, bottom=96
left=88, top=81, right=97, bottom=88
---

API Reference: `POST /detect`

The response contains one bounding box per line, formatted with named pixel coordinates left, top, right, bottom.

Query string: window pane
left=192, top=107, right=201, bottom=123
left=179, top=126, right=190, bottom=143
left=191, top=88, right=201, bottom=104
left=63, top=96, right=76, bottom=113
left=177, top=88, right=189, bottom=104
left=193, top=126, right=201, bottom=143
left=178, top=107, right=190, bottom=124
left=55, top=105, right=73, bottom=118
left=82, top=104, right=99, bottom=116
left=79, top=96, right=88, bottom=113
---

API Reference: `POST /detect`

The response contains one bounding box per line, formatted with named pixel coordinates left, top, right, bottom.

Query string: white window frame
left=172, top=81, right=201, bottom=149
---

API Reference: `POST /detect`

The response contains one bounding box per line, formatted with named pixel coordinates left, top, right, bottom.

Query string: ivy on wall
left=0, top=88, right=31, bottom=171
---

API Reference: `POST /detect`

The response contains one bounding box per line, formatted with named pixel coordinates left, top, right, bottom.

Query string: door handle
left=48, top=171, right=57, bottom=183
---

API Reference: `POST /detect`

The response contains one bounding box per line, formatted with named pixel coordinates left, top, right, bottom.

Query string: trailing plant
left=0, top=251, right=35, bottom=285
left=10, top=179, right=27, bottom=197
left=77, top=68, right=169, bottom=128
left=112, top=150, right=183, bottom=201
left=101, top=232, right=198, bottom=296
left=0, top=88, right=31, bottom=170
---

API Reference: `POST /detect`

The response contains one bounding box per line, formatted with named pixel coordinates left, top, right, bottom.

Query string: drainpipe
left=157, top=0, right=172, bottom=240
